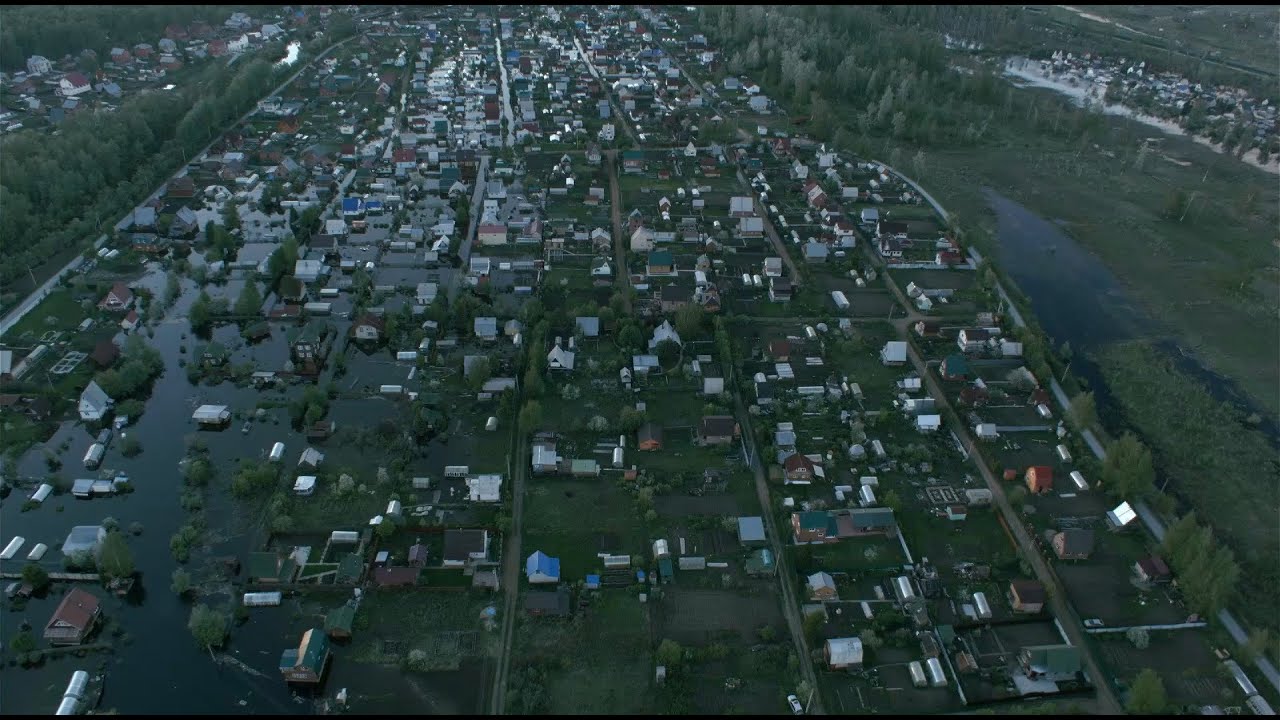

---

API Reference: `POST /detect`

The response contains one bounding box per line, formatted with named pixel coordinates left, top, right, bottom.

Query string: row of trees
left=1161, top=511, right=1240, bottom=617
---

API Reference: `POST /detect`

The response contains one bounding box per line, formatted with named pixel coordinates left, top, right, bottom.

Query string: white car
left=787, top=694, right=803, bottom=715
left=1083, top=618, right=1104, bottom=628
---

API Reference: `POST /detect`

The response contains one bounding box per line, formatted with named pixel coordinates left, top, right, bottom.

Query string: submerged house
left=279, top=628, right=331, bottom=683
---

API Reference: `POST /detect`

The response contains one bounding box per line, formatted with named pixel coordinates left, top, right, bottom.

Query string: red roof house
left=98, top=282, right=134, bottom=311
left=1025, top=466, right=1053, bottom=494
left=44, top=588, right=102, bottom=645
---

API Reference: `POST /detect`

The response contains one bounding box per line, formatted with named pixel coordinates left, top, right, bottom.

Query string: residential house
left=1018, top=644, right=1082, bottom=682
left=630, top=227, right=655, bottom=252
left=941, top=354, right=970, bottom=381
left=279, top=628, right=330, bottom=683
left=1025, top=466, right=1053, bottom=494
left=547, top=343, right=576, bottom=371
left=768, top=278, right=792, bottom=303
left=729, top=196, right=754, bottom=217
left=647, top=250, right=674, bottom=276
left=478, top=224, right=507, bottom=245
left=1052, top=529, right=1095, bottom=561
left=880, top=341, right=908, bottom=366
left=697, top=415, right=738, bottom=446
left=167, top=177, right=196, bottom=199
left=58, top=72, right=92, bottom=97
left=658, top=284, right=688, bottom=312
left=27, top=55, right=52, bottom=76
left=739, top=216, right=764, bottom=238
left=783, top=453, right=821, bottom=483
left=803, top=241, right=829, bottom=263
left=44, top=588, right=102, bottom=645
left=825, top=637, right=864, bottom=671
left=737, top=516, right=767, bottom=547
left=442, top=529, right=490, bottom=567
left=525, top=551, right=561, bottom=584
left=474, top=317, right=498, bottom=341
left=792, top=511, right=832, bottom=543
left=1008, top=580, right=1046, bottom=614
left=621, top=150, right=646, bottom=173
left=956, top=328, right=991, bottom=353
left=648, top=320, right=682, bottom=350
left=351, top=314, right=385, bottom=342
left=78, top=381, right=113, bottom=422
left=807, top=571, right=837, bottom=600
left=1133, top=556, right=1172, bottom=585
left=637, top=423, right=663, bottom=451
left=98, top=282, right=134, bottom=311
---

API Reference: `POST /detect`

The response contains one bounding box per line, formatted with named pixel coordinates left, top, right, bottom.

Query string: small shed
left=737, top=516, right=767, bottom=546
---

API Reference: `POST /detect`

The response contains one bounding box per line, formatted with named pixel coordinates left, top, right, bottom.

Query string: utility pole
left=1178, top=190, right=1198, bottom=223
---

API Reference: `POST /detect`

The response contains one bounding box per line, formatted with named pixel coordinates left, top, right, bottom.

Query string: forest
left=0, top=6, right=236, bottom=70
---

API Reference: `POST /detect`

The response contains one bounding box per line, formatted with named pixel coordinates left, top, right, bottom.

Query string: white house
left=58, top=72, right=92, bottom=98
left=916, top=414, right=942, bottom=433
left=294, top=259, right=325, bottom=283
left=228, top=34, right=250, bottom=53
left=880, top=341, right=908, bottom=366
left=547, top=343, right=576, bottom=371
left=78, top=381, right=114, bottom=422
left=648, top=320, right=682, bottom=350
left=416, top=282, right=438, bottom=305
left=630, top=227, right=655, bottom=252
left=26, top=55, right=52, bottom=76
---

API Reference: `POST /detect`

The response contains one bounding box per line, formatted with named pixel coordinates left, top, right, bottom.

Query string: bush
left=119, top=436, right=142, bottom=457
left=171, top=568, right=192, bottom=596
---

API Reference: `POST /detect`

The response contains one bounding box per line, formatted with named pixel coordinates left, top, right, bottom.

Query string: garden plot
left=1097, top=632, right=1239, bottom=707
left=657, top=588, right=785, bottom=646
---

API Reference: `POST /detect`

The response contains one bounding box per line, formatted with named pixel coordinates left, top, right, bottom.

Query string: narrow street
left=494, top=35, right=515, bottom=148
left=605, top=150, right=633, bottom=314
left=489, top=427, right=528, bottom=714
left=571, top=32, right=638, bottom=146
left=736, top=167, right=803, bottom=284
left=732, top=387, right=826, bottom=715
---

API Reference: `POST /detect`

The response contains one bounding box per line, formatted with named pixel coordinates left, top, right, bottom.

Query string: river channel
left=982, top=187, right=1278, bottom=440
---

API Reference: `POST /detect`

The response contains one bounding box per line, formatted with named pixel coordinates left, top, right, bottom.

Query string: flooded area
left=983, top=187, right=1278, bottom=438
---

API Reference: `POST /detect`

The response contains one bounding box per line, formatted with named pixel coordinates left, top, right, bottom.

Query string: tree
left=1239, top=628, right=1272, bottom=664
left=803, top=610, right=825, bottom=645
left=120, top=436, right=142, bottom=457
left=1068, top=391, right=1096, bottom=429
left=1102, top=433, right=1155, bottom=498
left=617, top=324, right=643, bottom=352
left=618, top=406, right=646, bottom=433
left=1125, top=669, right=1167, bottom=715
left=518, top=401, right=543, bottom=434
left=656, top=338, right=681, bottom=369
left=10, top=630, right=36, bottom=654
left=675, top=304, right=706, bottom=341
left=234, top=281, right=262, bottom=317
left=188, top=604, right=227, bottom=651
left=1008, top=484, right=1028, bottom=506
left=171, top=568, right=192, bottom=596
left=656, top=638, right=684, bottom=669
left=465, top=356, right=492, bottom=392
left=189, top=290, right=213, bottom=335
left=98, top=530, right=135, bottom=580
left=1160, top=512, right=1198, bottom=560
left=882, top=489, right=903, bottom=513
left=1125, top=627, right=1150, bottom=649
left=265, top=236, right=298, bottom=292
left=21, top=563, right=50, bottom=593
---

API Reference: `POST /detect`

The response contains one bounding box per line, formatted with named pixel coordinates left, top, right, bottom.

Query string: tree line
left=0, top=50, right=284, bottom=288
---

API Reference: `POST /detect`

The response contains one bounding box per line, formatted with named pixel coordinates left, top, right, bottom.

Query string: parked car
left=787, top=694, right=803, bottom=715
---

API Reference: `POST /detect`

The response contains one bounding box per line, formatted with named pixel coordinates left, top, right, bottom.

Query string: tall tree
left=1125, top=669, right=1167, bottom=715
left=1102, top=433, right=1155, bottom=498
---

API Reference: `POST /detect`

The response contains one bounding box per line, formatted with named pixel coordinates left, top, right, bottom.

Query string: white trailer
left=926, top=657, right=947, bottom=687
left=908, top=660, right=928, bottom=688
left=269, top=442, right=286, bottom=463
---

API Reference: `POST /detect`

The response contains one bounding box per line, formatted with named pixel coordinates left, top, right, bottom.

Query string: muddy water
left=1, top=268, right=487, bottom=713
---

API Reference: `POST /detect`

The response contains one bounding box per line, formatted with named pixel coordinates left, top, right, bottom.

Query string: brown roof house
left=44, top=588, right=102, bottom=645
left=90, top=340, right=120, bottom=368
left=782, top=453, right=822, bottom=483
left=697, top=415, right=739, bottom=446
left=1052, top=529, right=1095, bottom=561
left=1025, top=466, right=1053, bottom=494
left=637, top=422, right=663, bottom=451
left=1008, top=580, right=1046, bottom=614
left=98, top=281, right=134, bottom=312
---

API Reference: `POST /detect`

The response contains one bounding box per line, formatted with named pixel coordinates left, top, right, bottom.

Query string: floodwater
left=983, top=187, right=1278, bottom=439
left=0, top=263, right=488, bottom=714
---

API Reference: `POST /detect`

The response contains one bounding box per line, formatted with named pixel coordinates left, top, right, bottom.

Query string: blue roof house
left=525, top=551, right=560, bottom=584
left=341, top=197, right=364, bottom=217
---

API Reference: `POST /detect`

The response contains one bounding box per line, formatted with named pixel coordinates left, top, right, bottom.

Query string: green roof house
left=280, top=628, right=331, bottom=683
left=1018, top=644, right=1081, bottom=682
left=324, top=603, right=356, bottom=640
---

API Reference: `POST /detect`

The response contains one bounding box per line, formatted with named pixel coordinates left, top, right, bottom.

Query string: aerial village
left=0, top=4, right=1273, bottom=717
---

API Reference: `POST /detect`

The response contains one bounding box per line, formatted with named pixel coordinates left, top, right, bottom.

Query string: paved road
left=605, top=150, right=633, bottom=314
left=0, top=35, right=360, bottom=339
left=732, top=384, right=826, bottom=714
